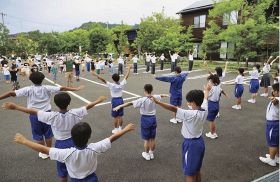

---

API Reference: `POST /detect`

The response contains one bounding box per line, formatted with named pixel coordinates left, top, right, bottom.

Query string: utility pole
left=0, top=12, right=6, bottom=25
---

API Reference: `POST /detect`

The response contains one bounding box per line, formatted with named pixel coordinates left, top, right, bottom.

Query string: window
left=223, top=11, right=238, bottom=25
left=220, top=41, right=235, bottom=59
left=193, top=43, right=200, bottom=58
left=220, top=41, right=227, bottom=59
left=194, top=15, right=206, bottom=28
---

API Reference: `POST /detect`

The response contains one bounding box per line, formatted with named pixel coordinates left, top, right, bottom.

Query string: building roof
left=177, top=0, right=217, bottom=14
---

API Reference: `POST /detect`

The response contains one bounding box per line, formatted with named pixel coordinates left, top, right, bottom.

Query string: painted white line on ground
left=44, top=78, right=91, bottom=104
left=78, top=76, right=141, bottom=97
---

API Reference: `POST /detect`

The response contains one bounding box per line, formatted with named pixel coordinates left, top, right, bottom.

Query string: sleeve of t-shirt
left=37, top=111, right=56, bottom=125
left=49, top=148, right=73, bottom=163
left=155, top=76, right=173, bottom=82
left=132, top=98, right=143, bottom=108
left=45, top=85, right=61, bottom=94
left=106, top=81, right=113, bottom=89
left=15, top=87, right=30, bottom=97
left=153, top=95, right=162, bottom=102
left=235, top=76, right=239, bottom=83
left=201, top=99, right=208, bottom=111
left=222, top=72, right=226, bottom=78
left=71, top=107, right=88, bottom=117
left=176, top=108, right=192, bottom=122
left=88, top=138, right=111, bottom=154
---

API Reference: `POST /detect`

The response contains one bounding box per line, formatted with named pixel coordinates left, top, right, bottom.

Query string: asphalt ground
left=0, top=63, right=278, bottom=182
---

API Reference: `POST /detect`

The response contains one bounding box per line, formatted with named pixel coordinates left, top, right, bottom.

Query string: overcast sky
left=0, top=0, right=198, bottom=34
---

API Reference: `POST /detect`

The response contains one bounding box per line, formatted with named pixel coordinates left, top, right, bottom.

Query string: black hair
left=11, top=64, right=17, bottom=69
left=54, top=92, right=71, bottom=109
left=215, top=67, right=223, bottom=77
left=112, top=73, right=120, bottom=82
left=207, top=74, right=220, bottom=86
left=272, top=83, right=279, bottom=92
left=29, top=71, right=45, bottom=85
left=255, top=64, right=261, bottom=73
left=144, top=84, right=153, bottom=94
left=186, top=90, right=204, bottom=106
left=238, top=68, right=245, bottom=76
left=71, top=122, right=92, bottom=148
left=174, top=66, right=182, bottom=74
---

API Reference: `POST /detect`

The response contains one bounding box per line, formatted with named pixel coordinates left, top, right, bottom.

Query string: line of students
left=0, top=57, right=278, bottom=182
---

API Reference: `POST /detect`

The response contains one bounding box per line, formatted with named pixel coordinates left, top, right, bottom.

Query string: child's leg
left=210, top=121, right=216, bottom=134
left=118, top=116, right=123, bottom=127
left=113, top=117, right=119, bottom=128
left=196, top=172, right=201, bottom=182
left=269, top=147, right=278, bottom=159
left=45, top=138, right=52, bottom=148
left=186, top=176, right=196, bottom=182
left=149, top=139, right=156, bottom=151
left=144, top=140, right=149, bottom=153
left=237, top=98, right=241, bottom=105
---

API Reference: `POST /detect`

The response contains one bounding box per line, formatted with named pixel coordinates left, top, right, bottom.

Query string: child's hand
left=97, top=96, right=107, bottom=102
left=113, top=106, right=121, bottom=111
left=269, top=56, right=273, bottom=59
left=2, top=102, right=17, bottom=110
left=225, top=61, right=229, bottom=65
left=14, top=133, right=26, bottom=144
left=204, top=83, right=212, bottom=92
left=77, top=85, right=85, bottom=90
left=203, top=61, right=207, bottom=66
left=123, top=123, right=135, bottom=131
left=161, top=94, right=170, bottom=98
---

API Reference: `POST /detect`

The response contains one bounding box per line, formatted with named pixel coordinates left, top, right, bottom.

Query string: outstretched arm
left=86, top=96, right=107, bottom=110
left=113, top=102, right=133, bottom=111
left=92, top=71, right=106, bottom=84
left=266, top=56, right=274, bottom=64
left=108, top=123, right=135, bottom=142
left=0, top=91, right=16, bottom=100
left=155, top=76, right=172, bottom=82
left=14, top=133, right=50, bottom=154
left=60, top=85, right=84, bottom=91
left=124, top=65, right=132, bottom=80
left=270, top=56, right=279, bottom=65
left=224, top=61, right=229, bottom=73
left=2, top=102, right=38, bottom=115
left=159, top=94, right=170, bottom=98
left=203, top=61, right=212, bottom=75
left=151, top=96, right=177, bottom=113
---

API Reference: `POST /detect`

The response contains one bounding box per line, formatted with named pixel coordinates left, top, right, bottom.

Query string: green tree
left=111, top=24, right=131, bottom=54
left=0, top=23, right=10, bottom=55
left=89, top=25, right=111, bottom=54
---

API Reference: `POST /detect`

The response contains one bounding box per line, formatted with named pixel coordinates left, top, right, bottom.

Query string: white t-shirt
left=49, top=138, right=111, bottom=179
left=176, top=100, right=208, bottom=139
left=146, top=55, right=151, bottom=63
left=85, top=57, right=92, bottom=63
left=160, top=55, right=165, bottom=61
left=208, top=85, right=222, bottom=102
left=95, top=62, right=101, bottom=69
left=235, top=75, right=244, bottom=84
left=151, top=56, right=157, bottom=64
left=118, top=58, right=124, bottom=65
left=15, top=85, right=60, bottom=111
left=3, top=67, right=10, bottom=75
left=266, top=100, right=279, bottom=121
left=132, top=57, right=139, bottom=63
left=37, top=107, right=88, bottom=140
left=46, top=59, right=53, bottom=67
left=263, top=63, right=271, bottom=74
left=189, top=54, right=193, bottom=61
left=132, top=95, right=161, bottom=115
left=106, top=79, right=127, bottom=98
left=249, top=70, right=259, bottom=79
left=170, top=55, right=177, bottom=63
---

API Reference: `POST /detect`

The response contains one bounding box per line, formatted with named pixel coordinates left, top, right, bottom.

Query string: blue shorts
left=249, top=79, right=259, bottom=93
left=141, top=115, right=157, bottom=140
left=170, top=96, right=182, bottom=107
left=75, top=70, right=80, bottom=76
left=55, top=138, right=75, bottom=178
left=5, top=75, right=10, bottom=80
left=70, top=172, right=99, bottom=182
left=29, top=113, right=53, bottom=141
left=266, top=120, right=279, bottom=147
left=207, top=101, right=219, bottom=121
left=111, top=97, right=124, bottom=118
left=234, top=84, right=244, bottom=98
left=182, top=137, right=205, bottom=176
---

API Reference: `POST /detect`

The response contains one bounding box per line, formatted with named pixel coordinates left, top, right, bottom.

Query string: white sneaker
left=118, top=126, right=122, bottom=131
left=176, top=118, right=182, bottom=123
left=259, top=156, right=277, bottom=166
left=112, top=128, right=118, bottom=134
left=39, top=152, right=49, bottom=159
left=260, top=93, right=268, bottom=97
left=266, top=154, right=279, bottom=164
left=142, top=152, right=151, bottom=161
left=232, top=105, right=241, bottom=110
left=170, top=118, right=177, bottom=124
left=205, top=132, right=218, bottom=139
left=149, top=150, right=154, bottom=159
left=248, top=99, right=256, bottom=103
